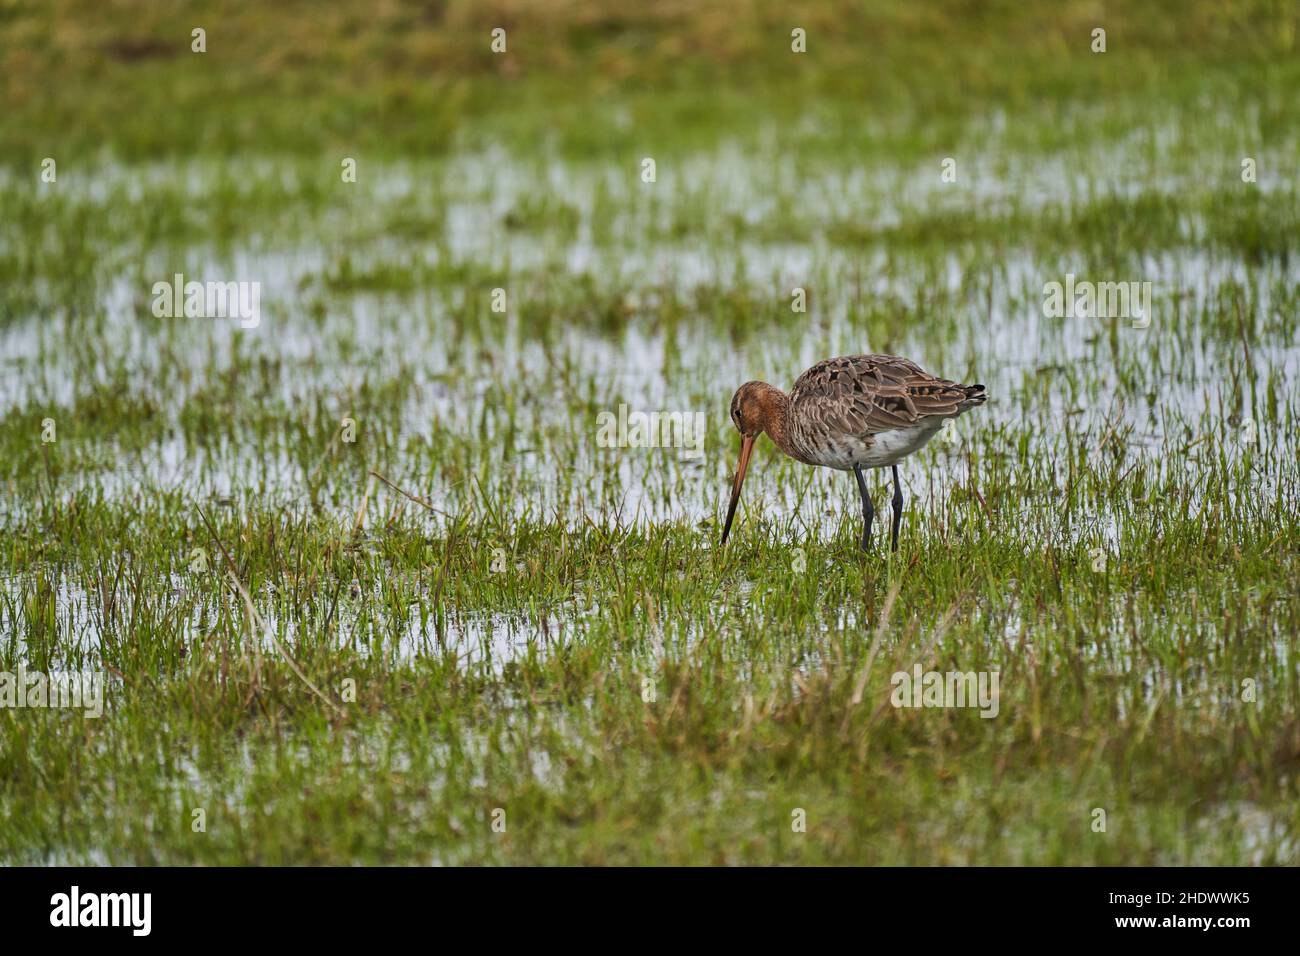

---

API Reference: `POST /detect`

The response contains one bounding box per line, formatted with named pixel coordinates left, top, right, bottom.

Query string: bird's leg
left=853, top=465, right=874, bottom=552
left=890, top=465, right=904, bottom=553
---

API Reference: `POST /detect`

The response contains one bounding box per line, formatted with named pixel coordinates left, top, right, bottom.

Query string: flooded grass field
left=1, top=1, right=1299, bottom=864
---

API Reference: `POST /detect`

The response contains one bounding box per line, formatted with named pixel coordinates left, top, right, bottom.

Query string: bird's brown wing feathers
left=789, top=354, right=983, bottom=438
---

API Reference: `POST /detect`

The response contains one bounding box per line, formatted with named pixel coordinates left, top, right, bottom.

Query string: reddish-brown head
left=728, top=381, right=784, bottom=437
left=720, top=381, right=785, bottom=546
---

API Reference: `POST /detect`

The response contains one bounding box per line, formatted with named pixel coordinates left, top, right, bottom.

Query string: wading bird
left=720, top=354, right=986, bottom=552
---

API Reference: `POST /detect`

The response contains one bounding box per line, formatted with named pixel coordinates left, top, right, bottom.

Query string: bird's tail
left=957, top=383, right=987, bottom=411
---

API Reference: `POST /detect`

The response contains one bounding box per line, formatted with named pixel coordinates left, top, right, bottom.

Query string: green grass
left=1, top=0, right=1299, bottom=864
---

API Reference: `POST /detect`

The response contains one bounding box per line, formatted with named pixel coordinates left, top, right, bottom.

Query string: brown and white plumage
left=721, top=354, right=986, bottom=551
left=785, top=354, right=985, bottom=470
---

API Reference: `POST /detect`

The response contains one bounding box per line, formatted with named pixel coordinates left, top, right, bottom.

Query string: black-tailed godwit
left=721, top=354, right=986, bottom=552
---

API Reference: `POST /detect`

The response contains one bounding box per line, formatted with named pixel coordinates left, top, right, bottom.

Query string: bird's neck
left=754, top=384, right=799, bottom=460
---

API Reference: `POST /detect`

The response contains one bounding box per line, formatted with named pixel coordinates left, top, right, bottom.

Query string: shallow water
left=3, top=141, right=1298, bottom=679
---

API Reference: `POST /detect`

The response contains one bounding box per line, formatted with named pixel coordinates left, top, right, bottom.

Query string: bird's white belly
left=807, top=422, right=945, bottom=471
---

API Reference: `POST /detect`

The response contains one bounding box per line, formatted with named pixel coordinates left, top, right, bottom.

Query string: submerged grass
left=1, top=0, right=1298, bottom=863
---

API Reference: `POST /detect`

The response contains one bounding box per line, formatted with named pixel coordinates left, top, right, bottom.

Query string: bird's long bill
left=720, top=434, right=755, bottom=546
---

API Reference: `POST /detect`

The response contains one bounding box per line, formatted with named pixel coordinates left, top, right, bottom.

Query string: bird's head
left=728, top=381, right=783, bottom=437
left=721, top=381, right=784, bottom=546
